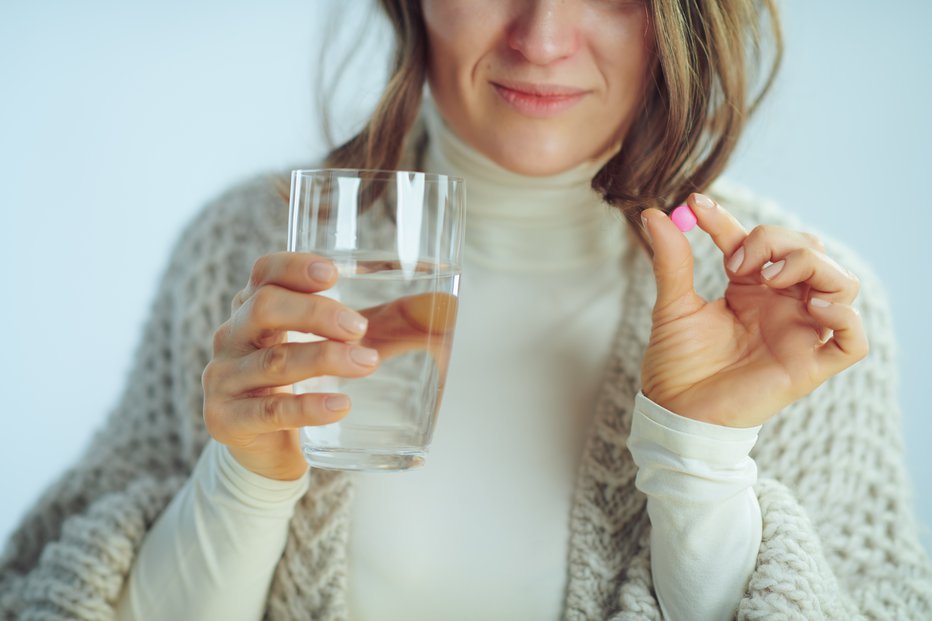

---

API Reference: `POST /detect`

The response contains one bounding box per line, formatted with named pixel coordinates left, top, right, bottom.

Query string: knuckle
left=305, top=295, right=331, bottom=326
left=851, top=338, right=869, bottom=361
left=321, top=340, right=348, bottom=368
left=749, top=224, right=775, bottom=241
left=847, top=307, right=869, bottom=360
left=212, top=322, right=231, bottom=354
left=849, top=279, right=861, bottom=298
left=296, top=394, right=320, bottom=420
left=253, top=329, right=279, bottom=349
left=202, top=360, right=220, bottom=389
left=250, top=255, right=272, bottom=289
left=260, top=395, right=285, bottom=428
left=230, top=288, right=248, bottom=313
left=290, top=294, right=328, bottom=334
left=847, top=270, right=861, bottom=294
left=202, top=399, right=228, bottom=441
left=261, top=344, right=289, bottom=376
left=304, top=339, right=332, bottom=371
left=799, top=246, right=819, bottom=263
left=305, top=340, right=343, bottom=375
left=249, top=287, right=278, bottom=326
left=803, top=232, right=825, bottom=250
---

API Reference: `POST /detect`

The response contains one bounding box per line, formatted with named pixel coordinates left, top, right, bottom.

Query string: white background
left=2, top=0, right=930, bottom=558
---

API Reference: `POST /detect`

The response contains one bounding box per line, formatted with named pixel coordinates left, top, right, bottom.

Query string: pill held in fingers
left=671, top=204, right=697, bottom=232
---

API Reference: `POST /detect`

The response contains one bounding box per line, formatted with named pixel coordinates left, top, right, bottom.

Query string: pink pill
left=671, top=204, right=697, bottom=232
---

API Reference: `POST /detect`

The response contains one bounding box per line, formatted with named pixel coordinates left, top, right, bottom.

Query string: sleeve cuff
left=207, top=440, right=311, bottom=513
left=632, top=390, right=761, bottom=466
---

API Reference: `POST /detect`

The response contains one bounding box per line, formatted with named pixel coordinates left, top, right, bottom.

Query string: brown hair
left=323, top=0, right=783, bottom=255
left=325, top=1, right=427, bottom=173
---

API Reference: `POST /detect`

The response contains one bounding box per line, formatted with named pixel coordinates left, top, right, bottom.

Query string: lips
left=490, top=80, right=589, bottom=118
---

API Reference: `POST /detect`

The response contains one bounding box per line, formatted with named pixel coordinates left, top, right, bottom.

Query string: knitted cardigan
left=2, top=127, right=931, bottom=620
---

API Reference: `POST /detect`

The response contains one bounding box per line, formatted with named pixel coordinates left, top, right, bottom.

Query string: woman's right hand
left=202, top=252, right=380, bottom=481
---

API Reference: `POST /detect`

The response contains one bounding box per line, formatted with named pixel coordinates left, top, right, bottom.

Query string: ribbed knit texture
left=2, top=122, right=931, bottom=619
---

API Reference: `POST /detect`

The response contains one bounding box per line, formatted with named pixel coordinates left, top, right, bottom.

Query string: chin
left=495, top=156, right=580, bottom=177
left=481, top=133, right=594, bottom=177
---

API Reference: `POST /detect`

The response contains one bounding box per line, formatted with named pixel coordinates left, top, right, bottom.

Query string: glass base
left=303, top=446, right=426, bottom=472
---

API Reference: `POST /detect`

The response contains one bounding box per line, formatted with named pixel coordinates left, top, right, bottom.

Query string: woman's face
left=422, top=0, right=655, bottom=176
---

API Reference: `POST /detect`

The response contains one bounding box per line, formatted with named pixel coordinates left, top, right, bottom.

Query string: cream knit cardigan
left=2, top=129, right=931, bottom=620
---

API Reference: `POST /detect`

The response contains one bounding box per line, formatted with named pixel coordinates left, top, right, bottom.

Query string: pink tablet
left=671, top=204, right=697, bottom=232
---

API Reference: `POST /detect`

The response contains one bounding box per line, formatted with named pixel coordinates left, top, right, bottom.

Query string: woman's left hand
left=638, top=193, right=868, bottom=428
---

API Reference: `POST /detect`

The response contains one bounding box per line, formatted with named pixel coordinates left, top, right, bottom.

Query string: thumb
left=641, top=208, right=702, bottom=318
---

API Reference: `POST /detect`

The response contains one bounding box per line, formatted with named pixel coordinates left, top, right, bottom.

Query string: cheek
left=422, top=1, right=498, bottom=69
left=421, top=1, right=467, bottom=47
left=588, top=13, right=655, bottom=128
left=423, top=0, right=492, bottom=64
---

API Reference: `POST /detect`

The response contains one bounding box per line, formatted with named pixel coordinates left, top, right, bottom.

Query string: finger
left=640, top=208, right=704, bottom=318
left=758, top=247, right=861, bottom=305
left=232, top=252, right=338, bottom=313
left=230, top=285, right=369, bottom=351
left=808, top=298, right=869, bottom=375
left=722, top=222, right=826, bottom=281
left=222, top=340, right=379, bottom=395
left=207, top=392, right=352, bottom=445
left=685, top=193, right=750, bottom=264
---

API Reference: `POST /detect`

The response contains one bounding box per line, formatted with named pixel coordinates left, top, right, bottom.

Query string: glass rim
left=291, top=168, right=464, bottom=185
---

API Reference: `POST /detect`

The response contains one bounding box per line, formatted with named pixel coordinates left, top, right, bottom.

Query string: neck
left=420, top=97, right=628, bottom=272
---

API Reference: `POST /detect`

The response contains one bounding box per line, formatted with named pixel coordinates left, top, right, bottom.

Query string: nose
left=506, top=0, right=581, bottom=66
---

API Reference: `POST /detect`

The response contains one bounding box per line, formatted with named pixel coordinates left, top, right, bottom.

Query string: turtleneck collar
left=420, top=96, right=628, bottom=272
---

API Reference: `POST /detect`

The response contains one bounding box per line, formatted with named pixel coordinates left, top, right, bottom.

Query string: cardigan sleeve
left=115, top=441, right=308, bottom=621
left=736, top=240, right=932, bottom=619
left=0, top=174, right=282, bottom=620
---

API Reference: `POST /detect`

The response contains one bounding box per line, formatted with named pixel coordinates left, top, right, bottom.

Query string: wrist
left=632, top=390, right=760, bottom=466
left=226, top=444, right=310, bottom=482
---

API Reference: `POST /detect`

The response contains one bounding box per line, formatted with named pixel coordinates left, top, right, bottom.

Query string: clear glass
left=287, top=169, right=465, bottom=472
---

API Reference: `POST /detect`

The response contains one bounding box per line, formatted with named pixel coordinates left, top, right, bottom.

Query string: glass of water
left=287, top=169, right=465, bottom=472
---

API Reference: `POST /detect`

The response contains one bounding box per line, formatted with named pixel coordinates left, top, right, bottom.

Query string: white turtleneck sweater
left=115, top=99, right=762, bottom=621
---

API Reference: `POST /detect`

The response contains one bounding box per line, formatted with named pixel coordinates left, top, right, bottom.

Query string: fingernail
left=325, top=394, right=350, bottom=411
left=350, top=346, right=379, bottom=366
left=761, top=259, right=785, bottom=280
left=338, top=309, right=368, bottom=334
left=694, top=194, right=715, bottom=209
left=641, top=214, right=652, bottom=243
left=727, top=246, right=745, bottom=272
left=310, top=261, right=335, bottom=282
left=810, top=297, right=832, bottom=308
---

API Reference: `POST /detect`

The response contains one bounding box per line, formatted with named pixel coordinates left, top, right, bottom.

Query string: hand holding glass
left=287, top=169, right=465, bottom=471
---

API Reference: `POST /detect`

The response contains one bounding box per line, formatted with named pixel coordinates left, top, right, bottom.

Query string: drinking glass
left=287, top=169, right=465, bottom=471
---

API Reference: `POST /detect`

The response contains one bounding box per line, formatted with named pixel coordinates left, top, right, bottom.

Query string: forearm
left=627, top=390, right=762, bottom=621
left=115, top=440, right=309, bottom=621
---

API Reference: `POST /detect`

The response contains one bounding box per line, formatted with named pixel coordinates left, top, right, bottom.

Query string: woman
left=2, top=0, right=930, bottom=619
